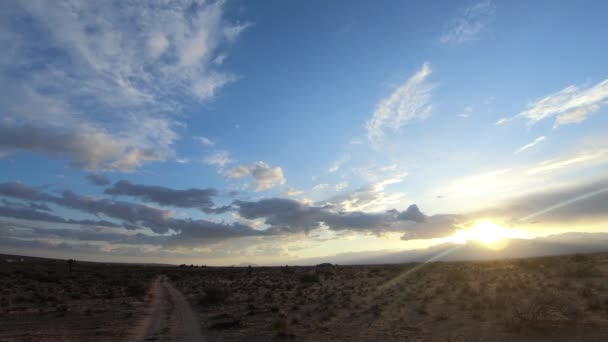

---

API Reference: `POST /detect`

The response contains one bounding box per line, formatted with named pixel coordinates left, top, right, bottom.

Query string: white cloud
left=554, top=104, right=600, bottom=127
left=312, top=183, right=331, bottom=191
left=325, top=175, right=408, bottom=213
left=515, top=136, right=546, bottom=154
left=214, top=54, right=227, bottom=65
left=439, top=0, right=496, bottom=46
left=328, top=154, right=350, bottom=173
left=526, top=149, right=608, bottom=175
left=335, top=181, right=349, bottom=192
left=197, top=136, right=215, bottom=146
left=226, top=162, right=286, bottom=191
left=517, top=80, right=608, bottom=127
left=366, top=63, right=434, bottom=146
left=457, top=106, right=473, bottom=118
left=224, top=23, right=252, bottom=43
left=0, top=1, right=248, bottom=171
left=283, top=188, right=304, bottom=196
left=495, top=117, right=509, bottom=125
left=205, top=150, right=233, bottom=167
left=148, top=33, right=169, bottom=59
left=434, top=141, right=608, bottom=213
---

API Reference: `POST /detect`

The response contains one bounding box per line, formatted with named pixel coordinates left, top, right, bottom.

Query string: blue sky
left=1, top=0, right=607, bottom=265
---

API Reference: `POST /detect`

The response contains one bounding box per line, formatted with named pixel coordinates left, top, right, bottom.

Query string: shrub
left=299, top=273, right=319, bottom=283
left=126, top=282, right=146, bottom=297
left=273, top=318, right=293, bottom=337
left=198, top=286, right=229, bottom=306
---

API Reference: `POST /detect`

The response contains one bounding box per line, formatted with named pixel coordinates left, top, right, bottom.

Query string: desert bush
left=299, top=272, right=319, bottom=283
left=198, top=286, right=229, bottom=306
left=126, top=282, right=146, bottom=297
left=506, top=291, right=579, bottom=331
left=273, top=318, right=292, bottom=337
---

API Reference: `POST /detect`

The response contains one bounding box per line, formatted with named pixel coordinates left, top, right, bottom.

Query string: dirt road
left=132, top=275, right=203, bottom=342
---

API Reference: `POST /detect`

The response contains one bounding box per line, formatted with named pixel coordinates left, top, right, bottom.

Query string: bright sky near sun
left=0, top=0, right=607, bottom=265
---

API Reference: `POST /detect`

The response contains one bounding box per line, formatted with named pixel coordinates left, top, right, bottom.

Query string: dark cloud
left=0, top=181, right=54, bottom=202
left=474, top=178, right=608, bottom=224
left=235, top=198, right=456, bottom=237
left=86, top=174, right=110, bottom=186
left=0, top=181, right=463, bottom=248
left=0, top=182, right=266, bottom=241
left=0, top=203, right=120, bottom=227
left=104, top=180, right=229, bottom=213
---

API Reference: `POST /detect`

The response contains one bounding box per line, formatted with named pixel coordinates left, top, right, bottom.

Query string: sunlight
left=450, top=221, right=526, bottom=249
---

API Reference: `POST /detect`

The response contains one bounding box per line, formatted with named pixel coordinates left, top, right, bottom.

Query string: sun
left=450, top=221, right=525, bottom=248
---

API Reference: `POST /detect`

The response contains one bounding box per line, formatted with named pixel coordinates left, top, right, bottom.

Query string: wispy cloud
left=439, top=0, right=496, bottom=46
left=457, top=106, right=473, bottom=118
left=0, top=1, right=248, bottom=171
left=515, top=136, right=546, bottom=154
left=366, top=63, right=434, bottom=146
left=516, top=79, right=608, bottom=127
left=328, top=155, right=350, bottom=173
left=197, top=136, right=215, bottom=146
left=205, top=151, right=233, bottom=167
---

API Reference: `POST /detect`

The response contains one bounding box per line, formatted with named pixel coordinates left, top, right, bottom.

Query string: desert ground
left=1, top=252, right=607, bottom=341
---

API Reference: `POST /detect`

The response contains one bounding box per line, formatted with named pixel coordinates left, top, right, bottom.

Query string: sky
left=0, top=0, right=607, bottom=265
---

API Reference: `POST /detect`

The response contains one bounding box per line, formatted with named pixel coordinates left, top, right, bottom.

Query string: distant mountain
left=293, top=232, right=608, bottom=265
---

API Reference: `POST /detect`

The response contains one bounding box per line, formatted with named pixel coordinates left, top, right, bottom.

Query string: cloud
left=0, top=1, right=247, bottom=171
left=366, top=63, right=434, bottom=146
left=439, top=0, right=496, bottom=46
left=197, top=136, right=215, bottom=146
left=457, top=106, right=473, bottom=118
left=515, top=136, right=546, bottom=154
left=104, top=180, right=229, bottom=213
left=516, top=79, right=608, bottom=127
left=205, top=150, right=233, bottom=167
left=475, top=178, right=608, bottom=225
left=234, top=198, right=458, bottom=238
left=86, top=174, right=110, bottom=186
left=0, top=203, right=117, bottom=227
left=0, top=181, right=262, bottom=241
left=526, top=149, right=608, bottom=175
left=283, top=188, right=304, bottom=196
left=226, top=162, right=286, bottom=191
left=0, top=120, right=170, bottom=172
left=328, top=155, right=350, bottom=173
left=324, top=172, right=408, bottom=212
left=495, top=117, right=509, bottom=125
left=434, top=140, right=608, bottom=213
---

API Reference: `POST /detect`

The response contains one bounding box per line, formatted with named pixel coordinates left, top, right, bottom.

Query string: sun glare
left=450, top=221, right=525, bottom=248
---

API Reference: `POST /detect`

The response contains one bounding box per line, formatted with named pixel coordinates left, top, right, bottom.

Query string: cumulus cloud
left=366, top=63, right=434, bottom=146
left=516, top=80, right=608, bottom=127
left=0, top=1, right=247, bottom=171
left=226, top=162, right=286, bottom=191
left=86, top=174, right=110, bottom=186
left=439, top=0, right=496, bottom=46
left=515, top=136, right=546, bottom=154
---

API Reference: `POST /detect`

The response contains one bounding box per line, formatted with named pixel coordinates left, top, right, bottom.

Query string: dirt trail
left=132, top=275, right=203, bottom=342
